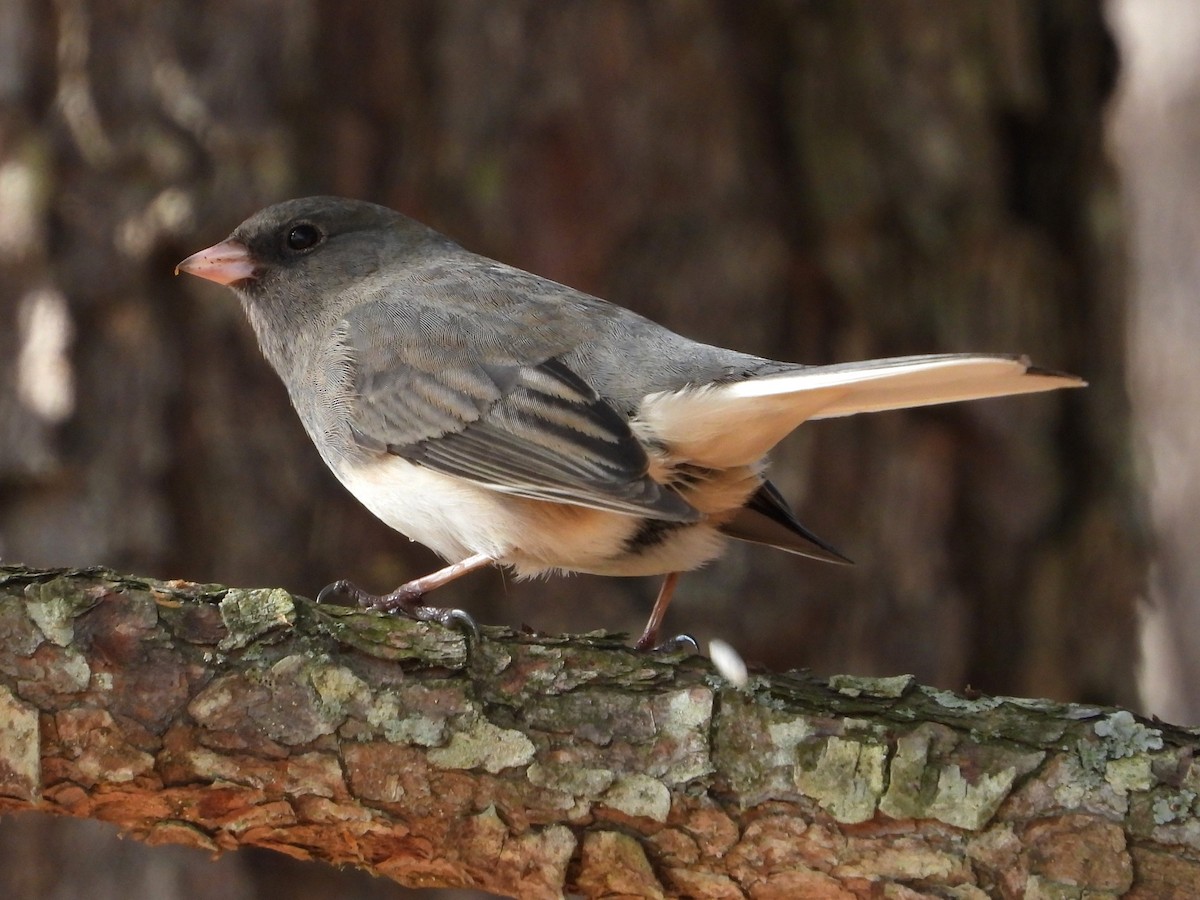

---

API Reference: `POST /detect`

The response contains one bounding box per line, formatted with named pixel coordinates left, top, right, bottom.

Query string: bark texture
left=1, top=565, right=1194, bottom=899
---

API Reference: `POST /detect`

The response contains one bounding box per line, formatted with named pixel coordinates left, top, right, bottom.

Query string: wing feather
left=339, top=301, right=698, bottom=522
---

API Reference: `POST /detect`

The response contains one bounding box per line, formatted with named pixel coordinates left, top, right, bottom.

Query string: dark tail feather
left=721, top=480, right=852, bottom=565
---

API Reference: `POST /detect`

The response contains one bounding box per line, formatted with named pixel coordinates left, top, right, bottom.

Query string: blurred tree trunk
left=0, top=1, right=1133, bottom=899
left=1108, top=0, right=1200, bottom=727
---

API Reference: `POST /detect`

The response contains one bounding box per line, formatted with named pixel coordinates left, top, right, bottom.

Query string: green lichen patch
left=793, top=734, right=888, bottom=823
left=713, top=693, right=836, bottom=805
left=305, top=601, right=469, bottom=667
left=427, top=719, right=535, bottom=774
left=879, top=723, right=958, bottom=820
left=922, top=687, right=1006, bottom=714
left=828, top=673, right=915, bottom=699
left=218, top=588, right=296, bottom=650
left=309, top=663, right=371, bottom=722
left=880, top=723, right=1044, bottom=829
left=528, top=759, right=615, bottom=798
left=913, top=688, right=1073, bottom=745
left=522, top=688, right=659, bottom=746
left=0, top=598, right=45, bottom=657
left=360, top=680, right=474, bottom=746
left=926, top=764, right=1020, bottom=830
left=24, top=578, right=101, bottom=646
left=1104, top=755, right=1155, bottom=795
left=652, top=687, right=715, bottom=785
left=48, top=648, right=92, bottom=692
left=366, top=699, right=447, bottom=747
left=187, top=655, right=353, bottom=747
left=1001, top=752, right=1122, bottom=822
left=254, top=655, right=349, bottom=745
left=482, top=636, right=683, bottom=706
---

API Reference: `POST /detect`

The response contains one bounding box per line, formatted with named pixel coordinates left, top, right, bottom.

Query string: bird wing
left=638, top=353, right=1085, bottom=469
left=337, top=299, right=698, bottom=522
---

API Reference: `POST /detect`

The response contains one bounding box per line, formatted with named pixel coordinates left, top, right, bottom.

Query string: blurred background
left=0, top=0, right=1190, bottom=897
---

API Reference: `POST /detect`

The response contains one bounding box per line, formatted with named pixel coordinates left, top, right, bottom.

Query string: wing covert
left=338, top=302, right=697, bottom=522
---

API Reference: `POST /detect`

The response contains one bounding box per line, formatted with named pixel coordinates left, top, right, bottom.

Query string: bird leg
left=317, top=552, right=494, bottom=637
left=636, top=571, right=689, bottom=651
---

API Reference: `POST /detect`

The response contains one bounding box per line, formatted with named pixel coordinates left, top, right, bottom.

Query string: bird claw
left=316, top=578, right=479, bottom=642
left=643, top=633, right=700, bottom=655
left=408, top=604, right=481, bottom=643
left=316, top=579, right=359, bottom=605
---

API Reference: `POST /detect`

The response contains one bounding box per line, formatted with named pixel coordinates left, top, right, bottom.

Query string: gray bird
left=177, top=197, right=1084, bottom=648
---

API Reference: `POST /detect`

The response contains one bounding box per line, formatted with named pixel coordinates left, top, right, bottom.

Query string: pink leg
left=393, top=552, right=496, bottom=597
left=317, top=552, right=494, bottom=632
left=635, top=571, right=681, bottom=650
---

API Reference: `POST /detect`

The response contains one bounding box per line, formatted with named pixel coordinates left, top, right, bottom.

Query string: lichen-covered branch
left=0, top=565, right=1195, bottom=898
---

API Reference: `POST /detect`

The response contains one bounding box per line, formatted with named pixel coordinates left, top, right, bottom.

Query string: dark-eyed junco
left=177, top=197, right=1084, bottom=648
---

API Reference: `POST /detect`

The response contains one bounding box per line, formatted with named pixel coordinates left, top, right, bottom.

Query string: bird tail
left=638, top=353, right=1084, bottom=468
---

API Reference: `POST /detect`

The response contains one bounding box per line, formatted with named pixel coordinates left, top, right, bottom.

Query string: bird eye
left=285, top=223, right=322, bottom=252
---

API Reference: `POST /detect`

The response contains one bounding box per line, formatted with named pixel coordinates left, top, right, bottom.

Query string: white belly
left=333, top=455, right=727, bottom=578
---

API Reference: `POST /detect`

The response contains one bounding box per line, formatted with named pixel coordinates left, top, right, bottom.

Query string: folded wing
left=339, top=301, right=698, bottom=522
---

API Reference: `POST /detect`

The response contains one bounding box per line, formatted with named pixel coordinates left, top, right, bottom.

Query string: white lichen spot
left=427, top=720, right=535, bottom=774
left=602, top=774, right=671, bottom=823
left=1094, top=710, right=1163, bottom=757
left=793, top=735, right=887, bottom=824
left=59, top=649, right=91, bottom=691
left=1152, top=789, right=1196, bottom=825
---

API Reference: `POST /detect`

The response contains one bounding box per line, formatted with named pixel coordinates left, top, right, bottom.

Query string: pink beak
left=175, top=239, right=257, bottom=285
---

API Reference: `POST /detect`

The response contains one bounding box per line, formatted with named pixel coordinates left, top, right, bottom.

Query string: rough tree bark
left=1, top=565, right=1195, bottom=899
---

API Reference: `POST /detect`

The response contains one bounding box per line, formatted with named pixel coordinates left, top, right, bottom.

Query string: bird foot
left=636, top=632, right=700, bottom=654
left=317, top=578, right=480, bottom=641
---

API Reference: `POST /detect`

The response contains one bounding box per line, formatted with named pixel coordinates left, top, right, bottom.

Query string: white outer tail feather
left=637, top=354, right=1084, bottom=469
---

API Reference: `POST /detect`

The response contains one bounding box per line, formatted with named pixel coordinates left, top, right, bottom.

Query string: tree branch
left=0, top=565, right=1195, bottom=897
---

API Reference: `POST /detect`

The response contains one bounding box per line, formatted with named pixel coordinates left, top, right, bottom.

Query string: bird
left=176, top=196, right=1084, bottom=649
